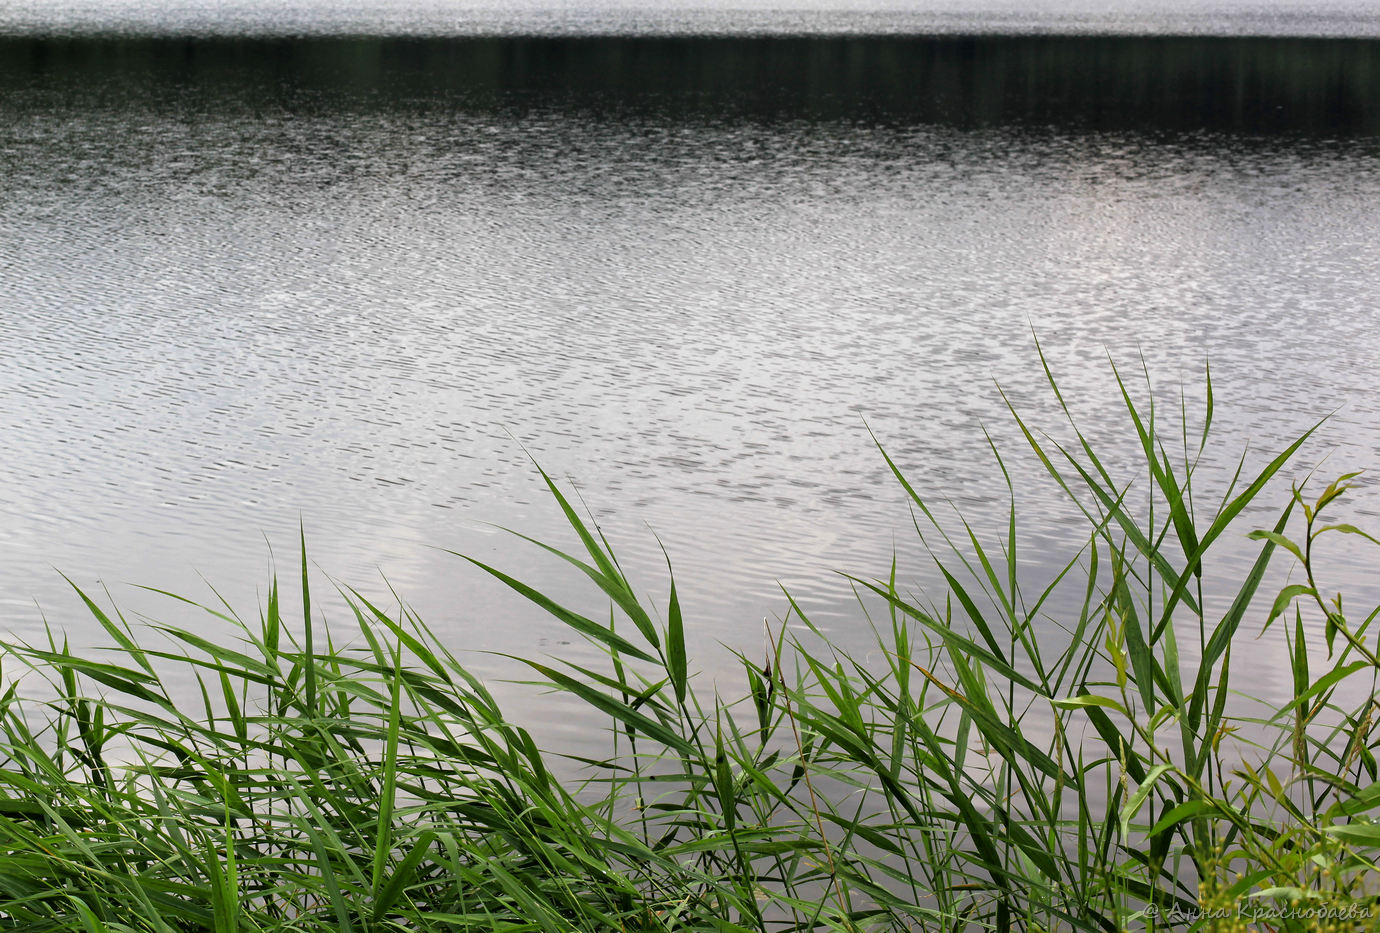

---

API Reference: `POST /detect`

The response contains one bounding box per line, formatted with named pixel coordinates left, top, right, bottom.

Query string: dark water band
left=4, top=34, right=1379, bottom=133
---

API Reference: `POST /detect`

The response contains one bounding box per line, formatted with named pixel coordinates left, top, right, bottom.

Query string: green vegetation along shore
left=2, top=356, right=1378, bottom=931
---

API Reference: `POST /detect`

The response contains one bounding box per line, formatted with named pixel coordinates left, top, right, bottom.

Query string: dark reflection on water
left=4, top=35, right=1380, bottom=132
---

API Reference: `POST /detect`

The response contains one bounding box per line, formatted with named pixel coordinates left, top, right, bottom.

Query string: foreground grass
left=2, top=356, right=1379, bottom=932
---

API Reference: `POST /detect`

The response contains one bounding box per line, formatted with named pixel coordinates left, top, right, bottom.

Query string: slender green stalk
left=2, top=354, right=1378, bottom=932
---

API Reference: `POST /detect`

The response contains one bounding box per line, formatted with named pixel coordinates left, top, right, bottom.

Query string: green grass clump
left=2, top=353, right=1379, bottom=931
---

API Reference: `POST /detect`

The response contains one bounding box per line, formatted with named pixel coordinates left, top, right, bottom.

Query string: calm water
left=5, top=0, right=1380, bottom=38
left=3, top=4, right=1380, bottom=734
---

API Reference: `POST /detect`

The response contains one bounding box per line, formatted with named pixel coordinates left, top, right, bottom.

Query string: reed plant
left=1, top=353, right=1378, bottom=931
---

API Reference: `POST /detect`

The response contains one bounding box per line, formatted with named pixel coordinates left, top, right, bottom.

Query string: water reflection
left=4, top=35, right=1380, bottom=133
left=2, top=34, right=1379, bottom=738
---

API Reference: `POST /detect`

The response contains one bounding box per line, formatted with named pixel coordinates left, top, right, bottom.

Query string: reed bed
left=2, top=354, right=1378, bottom=932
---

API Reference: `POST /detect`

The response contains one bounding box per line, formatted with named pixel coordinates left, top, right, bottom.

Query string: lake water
left=5, top=0, right=1380, bottom=38
left=3, top=2, right=1380, bottom=735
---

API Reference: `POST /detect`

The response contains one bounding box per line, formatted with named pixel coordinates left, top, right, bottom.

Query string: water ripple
left=3, top=90, right=1379, bottom=720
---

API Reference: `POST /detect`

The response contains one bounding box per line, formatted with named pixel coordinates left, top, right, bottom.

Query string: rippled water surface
left=5, top=0, right=1380, bottom=37
left=3, top=13, right=1380, bottom=733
